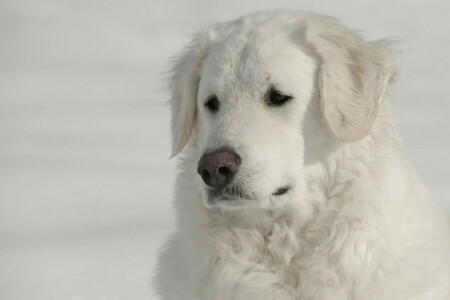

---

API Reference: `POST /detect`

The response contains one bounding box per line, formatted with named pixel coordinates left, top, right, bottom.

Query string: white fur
left=156, top=11, right=450, bottom=299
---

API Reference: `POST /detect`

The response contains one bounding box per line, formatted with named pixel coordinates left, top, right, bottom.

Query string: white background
left=0, top=1, right=449, bottom=299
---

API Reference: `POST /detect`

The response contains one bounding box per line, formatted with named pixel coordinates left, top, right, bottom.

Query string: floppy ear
left=305, top=17, right=397, bottom=142
left=169, top=30, right=214, bottom=157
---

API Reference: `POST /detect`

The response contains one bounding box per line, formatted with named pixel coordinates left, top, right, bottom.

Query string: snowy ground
left=0, top=1, right=449, bottom=299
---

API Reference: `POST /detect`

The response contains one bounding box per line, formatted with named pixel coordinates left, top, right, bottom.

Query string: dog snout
left=197, top=150, right=241, bottom=189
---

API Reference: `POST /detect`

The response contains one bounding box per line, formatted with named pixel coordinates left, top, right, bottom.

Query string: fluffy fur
left=155, top=11, right=450, bottom=299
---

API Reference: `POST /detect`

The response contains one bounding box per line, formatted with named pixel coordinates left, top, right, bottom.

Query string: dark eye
left=205, top=96, right=219, bottom=112
left=268, top=88, right=292, bottom=106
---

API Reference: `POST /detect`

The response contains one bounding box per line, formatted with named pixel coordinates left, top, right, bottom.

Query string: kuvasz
left=155, top=11, right=450, bottom=299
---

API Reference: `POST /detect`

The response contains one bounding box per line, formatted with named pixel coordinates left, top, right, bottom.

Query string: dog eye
left=205, top=96, right=220, bottom=112
left=268, top=88, right=292, bottom=106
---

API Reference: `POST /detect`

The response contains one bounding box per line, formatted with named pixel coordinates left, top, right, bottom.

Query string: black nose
left=197, top=150, right=241, bottom=189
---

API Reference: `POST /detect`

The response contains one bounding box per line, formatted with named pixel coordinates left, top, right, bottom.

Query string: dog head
left=168, top=12, right=396, bottom=209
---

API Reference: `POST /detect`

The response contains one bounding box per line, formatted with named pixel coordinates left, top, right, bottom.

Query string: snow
left=0, top=1, right=448, bottom=299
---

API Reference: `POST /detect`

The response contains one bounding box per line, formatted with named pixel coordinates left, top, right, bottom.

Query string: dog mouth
left=207, top=184, right=254, bottom=204
left=207, top=185, right=290, bottom=204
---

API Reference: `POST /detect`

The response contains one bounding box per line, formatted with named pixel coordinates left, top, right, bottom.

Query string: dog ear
left=305, top=17, right=397, bottom=142
left=169, top=30, right=214, bottom=157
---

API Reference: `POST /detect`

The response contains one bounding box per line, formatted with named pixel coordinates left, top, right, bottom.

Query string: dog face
left=194, top=30, right=316, bottom=207
left=169, top=12, right=396, bottom=209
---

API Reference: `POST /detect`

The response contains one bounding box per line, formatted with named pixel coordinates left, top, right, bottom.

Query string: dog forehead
left=199, top=22, right=315, bottom=101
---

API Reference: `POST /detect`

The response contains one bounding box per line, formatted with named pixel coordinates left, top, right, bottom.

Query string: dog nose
left=197, top=150, right=241, bottom=189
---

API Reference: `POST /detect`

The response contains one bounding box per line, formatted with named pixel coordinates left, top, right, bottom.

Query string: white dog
left=155, top=11, right=450, bottom=299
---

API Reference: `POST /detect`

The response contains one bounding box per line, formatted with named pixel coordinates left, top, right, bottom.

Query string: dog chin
left=208, top=197, right=263, bottom=210
left=205, top=189, right=255, bottom=209
left=208, top=195, right=294, bottom=211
